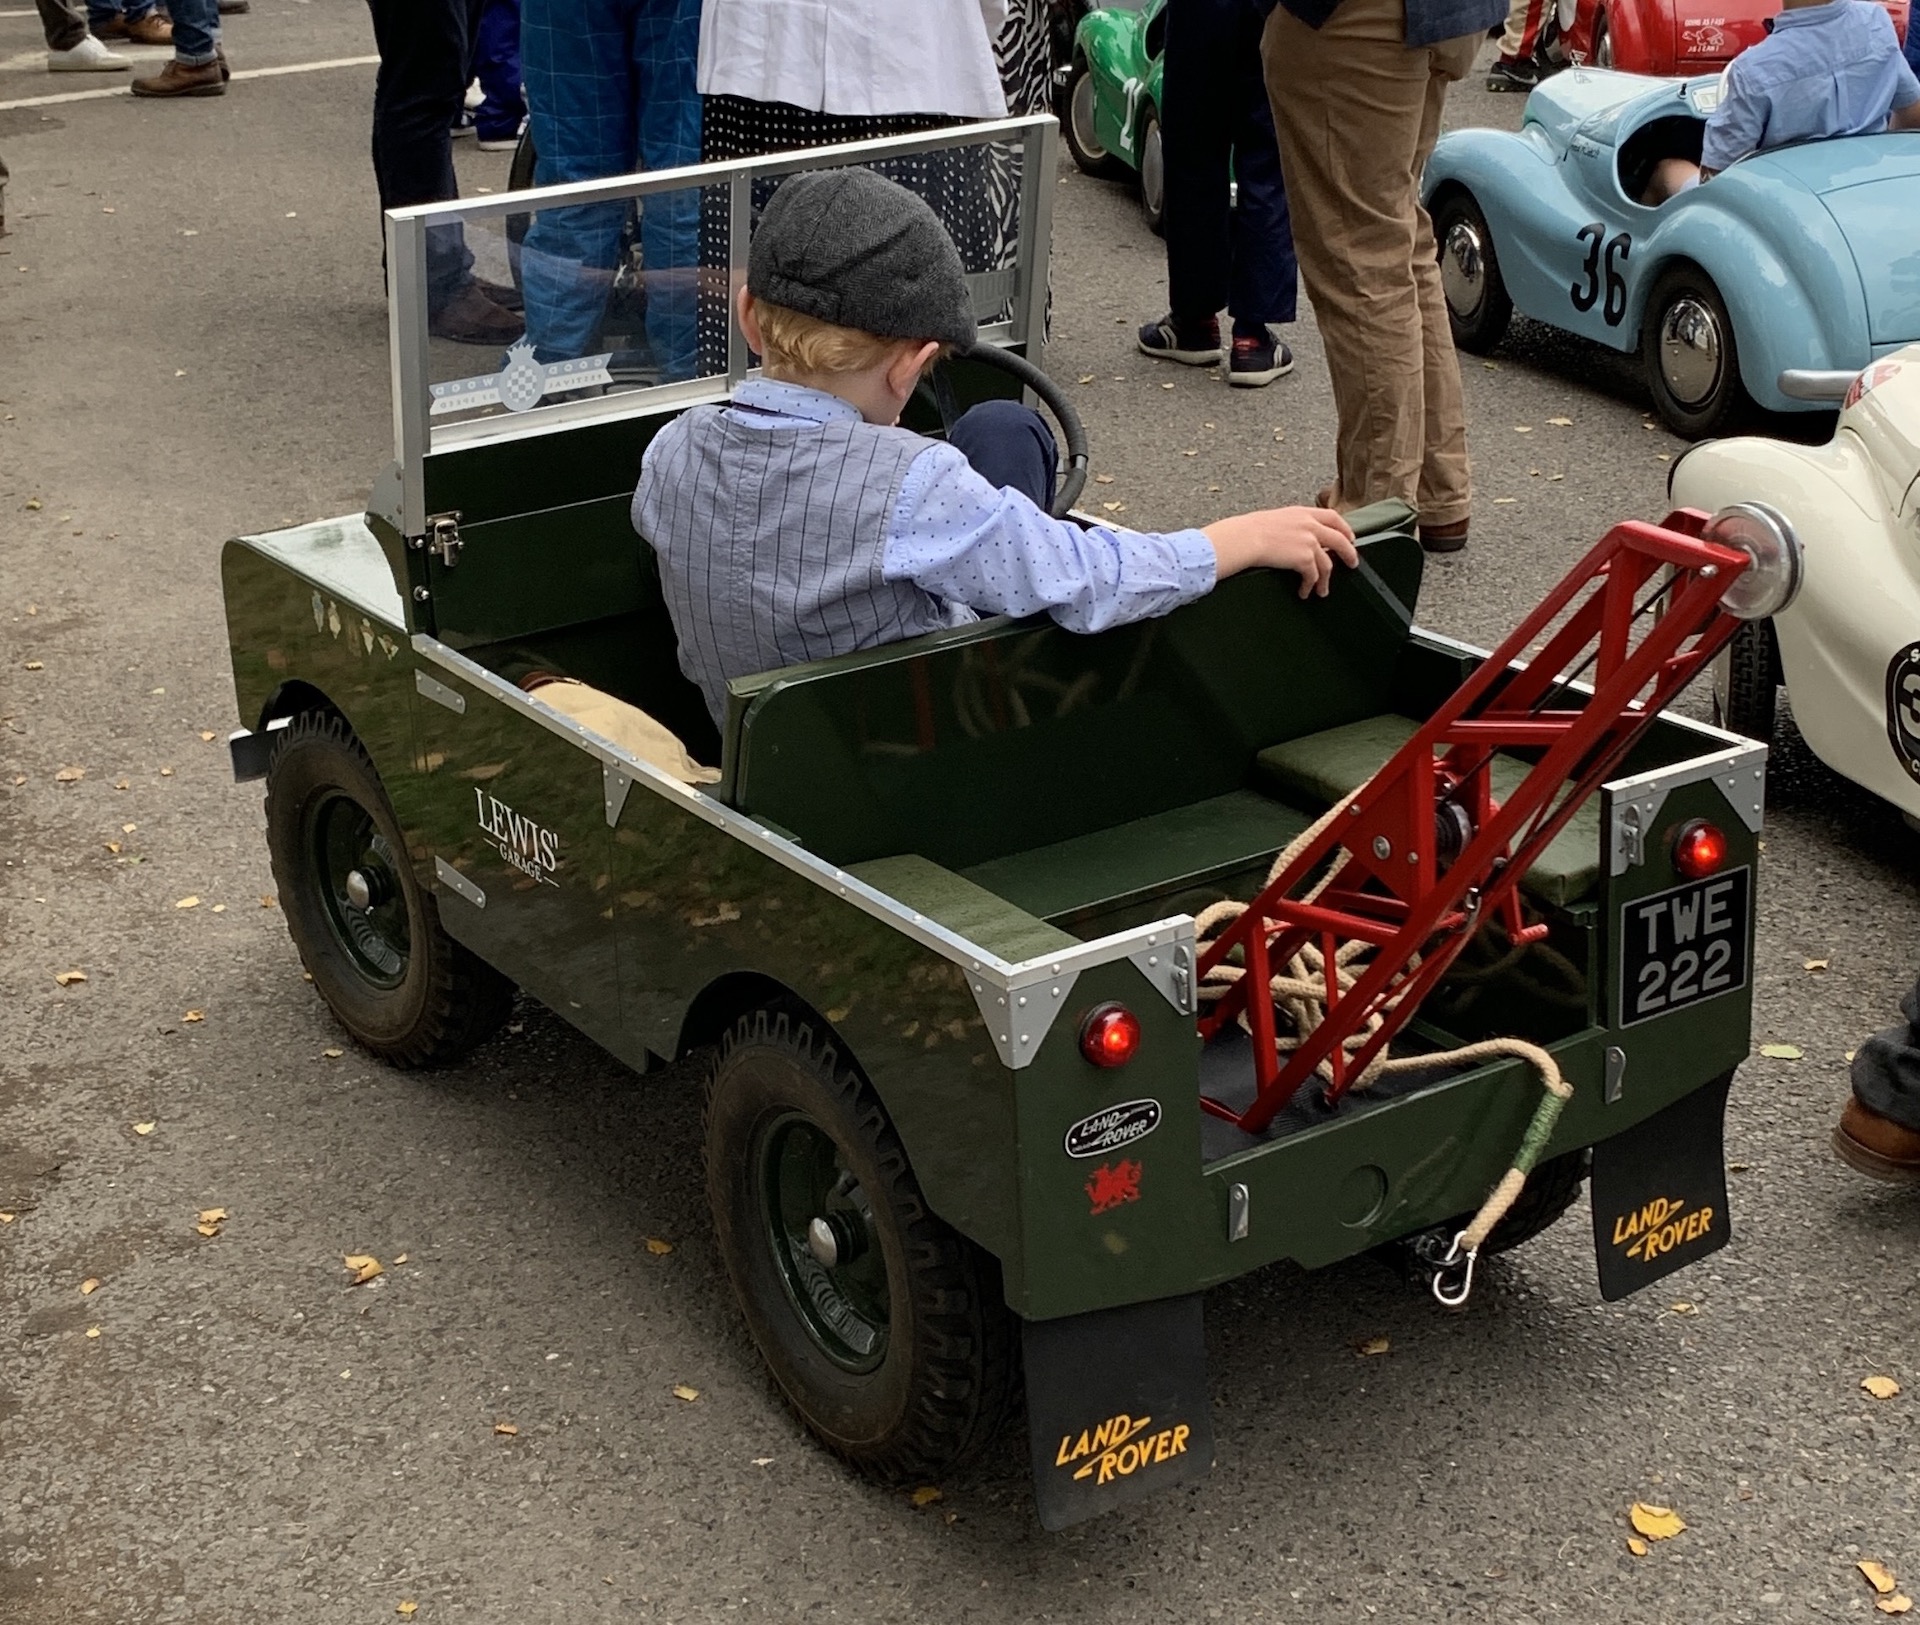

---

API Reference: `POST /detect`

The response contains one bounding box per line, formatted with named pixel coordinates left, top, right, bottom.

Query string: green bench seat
left=1252, top=715, right=1600, bottom=907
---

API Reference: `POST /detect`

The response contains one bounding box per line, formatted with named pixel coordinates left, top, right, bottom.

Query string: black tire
left=265, top=712, right=513, bottom=1068
left=1479, top=1149, right=1589, bottom=1255
left=1642, top=264, right=1751, bottom=439
left=1137, top=109, right=1166, bottom=236
left=1593, top=11, right=1613, bottom=66
left=1062, top=57, right=1124, bottom=178
left=704, top=1004, right=1018, bottom=1483
left=1433, top=190, right=1513, bottom=354
left=1719, top=617, right=1780, bottom=741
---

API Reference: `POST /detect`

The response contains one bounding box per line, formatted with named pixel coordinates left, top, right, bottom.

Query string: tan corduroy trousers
left=1262, top=0, right=1481, bottom=528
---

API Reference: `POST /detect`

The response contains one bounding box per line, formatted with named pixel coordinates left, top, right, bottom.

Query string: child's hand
left=1203, top=507, right=1359, bottom=597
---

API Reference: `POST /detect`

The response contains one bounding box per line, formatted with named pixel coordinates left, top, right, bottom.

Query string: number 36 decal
left=1571, top=222, right=1631, bottom=326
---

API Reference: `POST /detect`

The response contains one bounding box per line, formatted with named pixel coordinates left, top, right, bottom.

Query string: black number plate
left=1618, top=867, right=1750, bottom=1027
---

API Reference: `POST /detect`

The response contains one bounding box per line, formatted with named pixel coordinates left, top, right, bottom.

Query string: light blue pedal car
left=1422, top=68, right=1920, bottom=437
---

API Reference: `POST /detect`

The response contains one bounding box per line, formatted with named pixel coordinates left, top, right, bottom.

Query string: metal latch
left=426, top=511, right=462, bottom=568
left=1616, top=803, right=1644, bottom=869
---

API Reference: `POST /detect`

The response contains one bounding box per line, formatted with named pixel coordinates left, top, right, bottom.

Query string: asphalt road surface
left=3, top=9, right=1916, bottom=1622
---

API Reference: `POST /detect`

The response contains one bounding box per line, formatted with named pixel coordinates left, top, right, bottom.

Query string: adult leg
left=633, top=0, right=703, bottom=380
left=1264, top=0, right=1433, bottom=516
left=520, top=0, right=639, bottom=362
left=1158, top=0, right=1235, bottom=328
left=37, top=0, right=88, bottom=49
left=948, top=400, right=1059, bottom=511
left=158, top=0, right=218, bottom=65
left=1488, top=0, right=1550, bottom=83
left=1225, top=8, right=1296, bottom=334
left=1410, top=32, right=1479, bottom=531
left=1836, top=974, right=1920, bottom=1179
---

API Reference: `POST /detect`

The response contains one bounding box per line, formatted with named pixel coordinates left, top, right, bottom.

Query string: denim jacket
left=1276, top=0, right=1506, bottom=46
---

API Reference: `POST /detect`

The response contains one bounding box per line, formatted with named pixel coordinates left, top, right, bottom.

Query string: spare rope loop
left=1197, top=795, right=1575, bottom=1285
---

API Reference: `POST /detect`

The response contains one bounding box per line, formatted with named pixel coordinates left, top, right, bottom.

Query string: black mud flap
left=1590, top=1071, right=1734, bottom=1302
left=1022, top=1292, right=1214, bottom=1531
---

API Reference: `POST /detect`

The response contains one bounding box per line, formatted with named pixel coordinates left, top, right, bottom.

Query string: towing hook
left=1430, top=1235, right=1478, bottom=1310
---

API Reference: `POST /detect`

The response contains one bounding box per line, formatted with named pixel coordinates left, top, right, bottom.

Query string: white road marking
left=0, top=51, right=376, bottom=111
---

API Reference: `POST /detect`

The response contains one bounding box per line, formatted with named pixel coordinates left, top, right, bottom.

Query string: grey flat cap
left=748, top=168, right=976, bottom=351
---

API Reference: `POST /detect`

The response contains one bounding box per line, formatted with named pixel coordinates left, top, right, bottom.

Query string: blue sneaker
left=1227, top=324, right=1294, bottom=388
left=1137, top=313, right=1222, bottom=366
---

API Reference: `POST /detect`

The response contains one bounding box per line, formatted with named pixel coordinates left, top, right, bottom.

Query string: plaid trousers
left=520, top=0, right=702, bottom=372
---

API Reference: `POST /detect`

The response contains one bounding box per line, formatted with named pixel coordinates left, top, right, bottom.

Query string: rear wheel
left=1593, top=11, right=1613, bottom=65
left=1138, top=109, right=1166, bottom=235
left=1478, top=1149, right=1589, bottom=1254
left=265, top=712, right=513, bottom=1067
left=704, top=1005, right=1018, bottom=1482
left=1434, top=190, right=1513, bottom=354
left=1062, top=57, right=1124, bottom=178
left=1643, top=264, right=1751, bottom=438
left=1717, top=618, right=1780, bottom=741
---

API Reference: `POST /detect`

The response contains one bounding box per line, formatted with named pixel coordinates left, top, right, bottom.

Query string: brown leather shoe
left=428, top=280, right=525, bottom=345
left=126, top=11, right=172, bottom=43
left=1419, top=519, right=1471, bottom=554
left=130, top=57, right=224, bottom=95
left=1833, top=1096, right=1920, bottom=1182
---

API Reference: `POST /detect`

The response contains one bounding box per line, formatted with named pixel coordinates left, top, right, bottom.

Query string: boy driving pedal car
left=1644, top=0, right=1920, bottom=203
left=632, top=167, right=1357, bottom=728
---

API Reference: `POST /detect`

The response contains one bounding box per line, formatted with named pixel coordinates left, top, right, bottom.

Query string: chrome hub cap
left=1140, top=123, right=1165, bottom=218
left=1657, top=295, right=1723, bottom=407
left=1069, top=71, right=1105, bottom=161
left=1441, top=221, right=1487, bottom=319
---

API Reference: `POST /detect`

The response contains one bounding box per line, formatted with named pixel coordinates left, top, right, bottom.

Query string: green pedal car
left=220, top=119, right=1768, bottom=1530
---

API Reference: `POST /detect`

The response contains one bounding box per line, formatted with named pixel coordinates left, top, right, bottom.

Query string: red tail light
left=1079, top=1004, right=1142, bottom=1068
left=1673, top=819, right=1728, bottom=879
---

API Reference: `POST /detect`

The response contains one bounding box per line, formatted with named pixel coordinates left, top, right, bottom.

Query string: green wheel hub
left=307, top=792, right=409, bottom=990
left=758, top=1112, right=890, bottom=1374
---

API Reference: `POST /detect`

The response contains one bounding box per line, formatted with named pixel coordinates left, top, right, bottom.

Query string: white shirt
left=698, top=0, right=1010, bottom=120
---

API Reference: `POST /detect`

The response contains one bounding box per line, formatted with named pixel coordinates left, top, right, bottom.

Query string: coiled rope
left=1195, top=796, right=1574, bottom=1262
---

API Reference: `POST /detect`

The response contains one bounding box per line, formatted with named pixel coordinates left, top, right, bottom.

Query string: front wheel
left=1062, top=57, right=1124, bottom=178
left=265, top=712, right=513, bottom=1067
left=1593, top=11, right=1613, bottom=66
left=1137, top=109, right=1166, bottom=235
left=1434, top=190, right=1513, bottom=354
left=704, top=1005, right=1018, bottom=1483
left=1716, top=617, right=1780, bottom=740
left=1642, top=264, right=1751, bottom=438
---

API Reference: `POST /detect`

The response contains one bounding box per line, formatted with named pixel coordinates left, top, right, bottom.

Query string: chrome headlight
left=1706, top=501, right=1802, bottom=620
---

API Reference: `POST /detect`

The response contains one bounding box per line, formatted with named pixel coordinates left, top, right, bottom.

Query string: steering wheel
left=919, top=343, right=1091, bottom=518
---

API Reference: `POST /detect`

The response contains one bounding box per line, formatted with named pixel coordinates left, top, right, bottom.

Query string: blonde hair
left=753, top=299, right=950, bottom=379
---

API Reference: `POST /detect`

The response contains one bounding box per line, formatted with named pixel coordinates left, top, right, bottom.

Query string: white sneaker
left=49, top=35, right=130, bottom=70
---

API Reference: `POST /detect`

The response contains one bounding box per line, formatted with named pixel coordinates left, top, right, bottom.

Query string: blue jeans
left=520, top=0, right=701, bottom=374
left=947, top=400, right=1058, bottom=512
left=166, top=0, right=219, bottom=64
left=473, top=0, right=524, bottom=141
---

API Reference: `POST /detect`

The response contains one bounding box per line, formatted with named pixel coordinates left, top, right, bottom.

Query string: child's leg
left=947, top=400, right=1058, bottom=512
left=1643, top=157, right=1701, bottom=205
left=473, top=0, right=523, bottom=141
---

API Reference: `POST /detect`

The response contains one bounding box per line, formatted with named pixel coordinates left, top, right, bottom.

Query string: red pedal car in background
left=1549, top=0, right=1907, bottom=74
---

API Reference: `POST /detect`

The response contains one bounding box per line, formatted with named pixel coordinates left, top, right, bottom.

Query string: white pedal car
left=1669, top=346, right=1920, bottom=821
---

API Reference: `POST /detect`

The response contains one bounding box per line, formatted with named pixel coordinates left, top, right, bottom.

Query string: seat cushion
left=1253, top=715, right=1600, bottom=907
left=527, top=678, right=720, bottom=785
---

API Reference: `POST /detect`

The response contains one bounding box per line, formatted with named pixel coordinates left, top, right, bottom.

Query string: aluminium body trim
left=410, top=633, right=1189, bottom=1067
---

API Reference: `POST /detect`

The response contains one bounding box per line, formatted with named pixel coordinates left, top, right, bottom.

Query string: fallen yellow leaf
left=55, top=766, right=84, bottom=782
left=104, top=841, right=121, bottom=855
left=644, top=1237, right=675, bottom=1256
left=909, top=1486, right=944, bottom=1508
left=1356, top=1335, right=1391, bottom=1356
left=0, top=1213, right=16, bottom=1223
left=182, top=1009, right=204, bottom=1023
left=260, top=895, right=277, bottom=909
left=672, top=1384, right=700, bottom=1402
left=1758, top=1043, right=1802, bottom=1060
left=1861, top=1562, right=1899, bottom=1596
left=1626, top=1536, right=1649, bottom=1557
left=493, top=1421, right=518, bottom=1436
left=1879, top=1596, right=1914, bottom=1616
left=1863, top=1376, right=1902, bottom=1400
left=1629, top=1503, right=1686, bottom=1540
left=174, top=896, right=201, bottom=910
left=198, top=1207, right=228, bottom=1224
left=80, top=1277, right=99, bottom=1296
left=321, top=1048, right=344, bottom=1059
left=393, top=1253, right=409, bottom=1265
left=343, top=1254, right=383, bottom=1285
left=198, top=730, right=216, bottom=742
left=1546, top=415, right=1574, bottom=426
left=132, top=1123, right=155, bottom=1136
left=1670, top=1301, right=1698, bottom=1315
left=196, top=1223, right=220, bottom=1237
left=85, top=1326, right=100, bottom=1339
left=1804, top=958, right=1830, bottom=972
left=397, top=1605, right=418, bottom=1619
left=54, top=970, right=87, bottom=987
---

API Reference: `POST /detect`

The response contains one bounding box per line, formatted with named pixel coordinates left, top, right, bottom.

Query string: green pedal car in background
left=220, top=120, right=1774, bottom=1530
left=1062, top=0, right=1169, bottom=232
